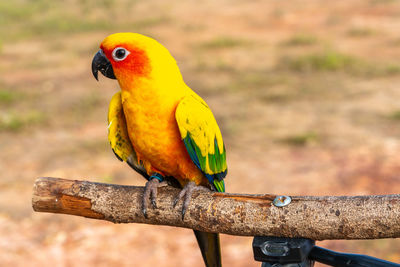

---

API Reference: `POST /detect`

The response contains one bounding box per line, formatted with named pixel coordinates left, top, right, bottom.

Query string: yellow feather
left=107, top=91, right=134, bottom=162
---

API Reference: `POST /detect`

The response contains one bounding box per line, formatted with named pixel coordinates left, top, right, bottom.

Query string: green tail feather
left=213, top=179, right=225, bottom=193
left=194, top=230, right=222, bottom=267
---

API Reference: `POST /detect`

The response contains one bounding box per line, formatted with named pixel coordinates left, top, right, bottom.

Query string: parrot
left=91, top=32, right=227, bottom=267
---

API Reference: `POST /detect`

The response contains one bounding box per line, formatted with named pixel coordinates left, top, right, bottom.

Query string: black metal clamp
left=252, top=236, right=400, bottom=267
left=253, top=195, right=400, bottom=266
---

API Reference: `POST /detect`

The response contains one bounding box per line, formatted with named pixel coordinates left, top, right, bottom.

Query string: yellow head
left=92, top=33, right=183, bottom=87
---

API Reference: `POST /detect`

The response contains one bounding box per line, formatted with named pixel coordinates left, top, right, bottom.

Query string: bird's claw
left=173, top=182, right=210, bottom=220
left=151, top=199, right=157, bottom=209
left=142, top=177, right=166, bottom=218
left=172, top=196, right=180, bottom=208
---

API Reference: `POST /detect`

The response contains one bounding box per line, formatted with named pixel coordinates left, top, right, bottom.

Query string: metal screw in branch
left=273, top=195, right=291, bottom=207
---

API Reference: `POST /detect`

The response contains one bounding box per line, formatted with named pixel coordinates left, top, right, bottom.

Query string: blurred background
left=1, top=0, right=400, bottom=266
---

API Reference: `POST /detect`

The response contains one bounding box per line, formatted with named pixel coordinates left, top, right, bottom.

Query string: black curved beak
left=91, top=50, right=116, bottom=81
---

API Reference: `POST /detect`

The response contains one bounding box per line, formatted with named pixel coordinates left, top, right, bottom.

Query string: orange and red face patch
left=100, top=43, right=151, bottom=77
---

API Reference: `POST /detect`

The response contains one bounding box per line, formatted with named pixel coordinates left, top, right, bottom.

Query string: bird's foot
left=142, top=174, right=167, bottom=218
left=173, top=181, right=210, bottom=220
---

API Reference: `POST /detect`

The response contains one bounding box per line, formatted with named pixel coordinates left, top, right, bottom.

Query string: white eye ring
left=112, top=47, right=130, bottom=61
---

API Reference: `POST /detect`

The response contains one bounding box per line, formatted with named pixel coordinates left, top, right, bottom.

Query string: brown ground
left=1, top=0, right=400, bottom=266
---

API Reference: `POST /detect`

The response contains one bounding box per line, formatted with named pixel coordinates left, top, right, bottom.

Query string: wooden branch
left=32, top=177, right=400, bottom=240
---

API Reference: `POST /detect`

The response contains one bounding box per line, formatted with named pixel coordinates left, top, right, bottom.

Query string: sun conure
left=92, top=32, right=227, bottom=267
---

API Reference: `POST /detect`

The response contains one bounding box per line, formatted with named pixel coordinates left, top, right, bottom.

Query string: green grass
left=347, top=27, right=376, bottom=37
left=388, top=110, right=400, bottom=120
left=278, top=50, right=400, bottom=76
left=280, top=51, right=361, bottom=72
left=279, top=132, right=319, bottom=146
left=380, top=64, right=400, bottom=75
left=0, top=1, right=46, bottom=22
left=0, top=111, right=46, bottom=132
left=283, top=34, right=318, bottom=46
left=29, top=16, right=112, bottom=36
left=0, top=90, right=19, bottom=104
left=199, top=37, right=250, bottom=49
left=0, top=0, right=169, bottom=41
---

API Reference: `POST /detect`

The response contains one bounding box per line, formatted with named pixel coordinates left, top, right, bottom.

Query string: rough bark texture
left=32, top=177, right=400, bottom=240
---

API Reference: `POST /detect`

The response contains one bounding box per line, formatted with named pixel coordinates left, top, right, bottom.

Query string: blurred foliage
left=283, top=34, right=318, bottom=46
left=279, top=132, right=319, bottom=146
left=198, top=37, right=250, bottom=49
left=0, top=0, right=169, bottom=40
left=278, top=50, right=400, bottom=76
left=0, top=89, right=19, bottom=104
left=388, top=110, right=400, bottom=120
left=347, top=27, right=376, bottom=37
left=280, top=51, right=363, bottom=72
left=0, top=111, right=46, bottom=132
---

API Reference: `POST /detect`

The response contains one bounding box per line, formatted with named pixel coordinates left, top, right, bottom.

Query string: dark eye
left=116, top=49, right=125, bottom=58
left=112, top=47, right=130, bottom=61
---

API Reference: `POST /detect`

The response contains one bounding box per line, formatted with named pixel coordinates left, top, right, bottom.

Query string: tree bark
left=32, top=177, right=400, bottom=240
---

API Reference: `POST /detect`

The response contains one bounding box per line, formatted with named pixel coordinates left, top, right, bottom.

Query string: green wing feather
left=108, top=92, right=148, bottom=178
left=176, top=94, right=227, bottom=192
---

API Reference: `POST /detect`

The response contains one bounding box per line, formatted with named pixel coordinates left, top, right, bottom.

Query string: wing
left=108, top=91, right=148, bottom=179
left=175, top=94, right=227, bottom=192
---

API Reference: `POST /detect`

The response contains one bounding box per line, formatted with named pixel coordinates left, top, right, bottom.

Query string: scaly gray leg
left=173, top=181, right=210, bottom=220
left=142, top=174, right=167, bottom=218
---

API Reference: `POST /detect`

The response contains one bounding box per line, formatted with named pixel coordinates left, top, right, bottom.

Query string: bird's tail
left=193, top=230, right=222, bottom=267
